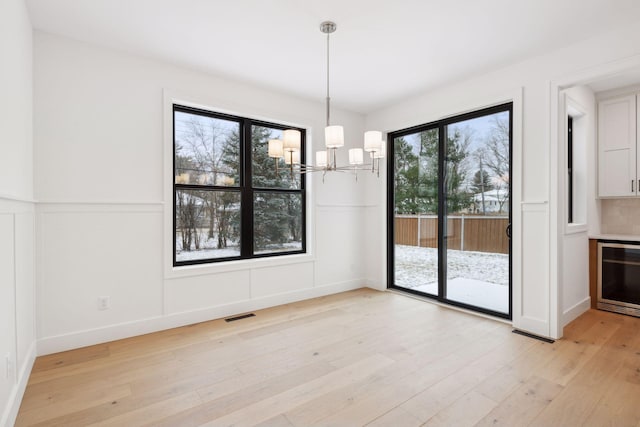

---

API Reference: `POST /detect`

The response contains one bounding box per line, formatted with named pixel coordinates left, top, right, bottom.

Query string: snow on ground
left=176, top=241, right=302, bottom=262
left=177, top=247, right=240, bottom=261
left=394, top=244, right=508, bottom=288
left=414, top=278, right=509, bottom=313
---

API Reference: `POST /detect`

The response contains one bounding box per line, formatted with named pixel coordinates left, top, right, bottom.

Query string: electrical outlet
left=97, top=296, right=110, bottom=310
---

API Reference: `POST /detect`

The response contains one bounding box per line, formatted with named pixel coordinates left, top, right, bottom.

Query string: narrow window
left=568, top=116, right=573, bottom=224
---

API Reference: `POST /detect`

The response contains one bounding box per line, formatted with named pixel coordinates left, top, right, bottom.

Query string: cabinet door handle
left=633, top=180, right=635, bottom=193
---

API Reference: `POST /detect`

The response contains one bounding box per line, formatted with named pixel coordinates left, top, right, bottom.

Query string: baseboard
left=38, top=280, right=365, bottom=356
left=512, top=316, right=551, bottom=340
left=364, top=279, right=385, bottom=291
left=1, top=341, right=36, bottom=427
left=562, top=296, right=591, bottom=329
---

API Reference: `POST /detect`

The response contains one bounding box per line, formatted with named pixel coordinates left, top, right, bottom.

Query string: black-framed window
left=173, top=104, right=306, bottom=266
left=567, top=115, right=574, bottom=224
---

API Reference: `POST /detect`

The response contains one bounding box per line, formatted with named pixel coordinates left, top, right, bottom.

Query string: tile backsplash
left=601, top=198, right=640, bottom=235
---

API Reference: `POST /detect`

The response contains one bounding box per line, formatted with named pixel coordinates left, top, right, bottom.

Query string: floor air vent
left=225, top=313, right=256, bottom=322
left=512, top=329, right=555, bottom=343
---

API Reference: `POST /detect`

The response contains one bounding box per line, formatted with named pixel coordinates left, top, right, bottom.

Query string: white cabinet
left=598, top=94, right=637, bottom=197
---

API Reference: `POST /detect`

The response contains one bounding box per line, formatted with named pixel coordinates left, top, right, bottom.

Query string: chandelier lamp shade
left=267, top=21, right=385, bottom=180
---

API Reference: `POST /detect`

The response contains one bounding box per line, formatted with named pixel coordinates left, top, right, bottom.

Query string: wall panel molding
left=37, top=279, right=364, bottom=355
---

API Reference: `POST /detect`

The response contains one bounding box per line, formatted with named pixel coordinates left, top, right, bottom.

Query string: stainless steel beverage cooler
left=598, top=242, right=640, bottom=317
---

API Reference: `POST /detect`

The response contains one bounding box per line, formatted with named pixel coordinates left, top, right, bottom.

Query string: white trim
left=0, top=201, right=35, bottom=215
left=562, top=296, right=591, bottom=327
left=36, top=201, right=164, bottom=206
left=565, top=223, right=588, bottom=235
left=37, top=280, right=364, bottom=356
left=162, top=89, right=316, bottom=281
left=553, top=55, right=640, bottom=90
left=549, top=80, right=561, bottom=340
left=509, top=87, right=525, bottom=334
left=596, top=86, right=640, bottom=101
left=0, top=194, right=36, bottom=204
left=315, top=203, right=378, bottom=208
left=364, top=278, right=384, bottom=290
left=166, top=253, right=316, bottom=279
left=563, top=93, right=590, bottom=234
left=37, top=203, right=163, bottom=214
left=0, top=341, right=36, bottom=427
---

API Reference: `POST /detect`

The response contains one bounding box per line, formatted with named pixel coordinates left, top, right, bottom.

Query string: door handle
left=506, top=223, right=512, bottom=239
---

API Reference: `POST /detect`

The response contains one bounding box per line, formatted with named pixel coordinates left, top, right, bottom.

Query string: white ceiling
left=26, top=0, right=640, bottom=113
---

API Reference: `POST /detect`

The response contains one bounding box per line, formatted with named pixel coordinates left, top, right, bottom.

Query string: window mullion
left=241, top=119, right=254, bottom=258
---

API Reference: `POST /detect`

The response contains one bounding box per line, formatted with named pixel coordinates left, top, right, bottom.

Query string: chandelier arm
left=271, top=21, right=383, bottom=182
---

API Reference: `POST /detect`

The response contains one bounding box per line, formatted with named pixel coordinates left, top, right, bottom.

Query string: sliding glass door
left=392, top=127, right=439, bottom=296
left=389, top=104, right=512, bottom=318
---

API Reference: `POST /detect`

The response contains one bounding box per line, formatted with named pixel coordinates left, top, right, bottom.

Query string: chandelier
left=268, top=21, right=385, bottom=180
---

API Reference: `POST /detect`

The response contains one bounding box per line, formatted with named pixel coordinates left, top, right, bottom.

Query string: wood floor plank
left=31, top=344, right=110, bottom=373
left=530, top=313, right=640, bottom=426
left=86, top=391, right=202, bottom=427
left=198, top=354, right=395, bottom=426
left=473, top=339, right=561, bottom=403
left=285, top=318, right=512, bottom=426
left=15, top=384, right=131, bottom=426
left=397, top=330, right=536, bottom=424
left=475, top=375, right=564, bottom=426
left=14, top=291, right=640, bottom=427
left=582, top=379, right=640, bottom=427
left=366, top=406, right=423, bottom=427
left=152, top=360, right=338, bottom=427
left=537, top=310, right=623, bottom=387
left=423, top=391, right=497, bottom=427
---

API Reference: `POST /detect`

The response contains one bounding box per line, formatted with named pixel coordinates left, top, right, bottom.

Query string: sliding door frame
left=387, top=102, right=513, bottom=320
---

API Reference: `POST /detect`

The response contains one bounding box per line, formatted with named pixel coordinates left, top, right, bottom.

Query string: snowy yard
left=394, top=244, right=508, bottom=288
left=176, top=235, right=301, bottom=262
left=395, top=245, right=509, bottom=313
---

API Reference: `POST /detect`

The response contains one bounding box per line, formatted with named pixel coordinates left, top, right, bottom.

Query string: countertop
left=589, top=233, right=640, bottom=242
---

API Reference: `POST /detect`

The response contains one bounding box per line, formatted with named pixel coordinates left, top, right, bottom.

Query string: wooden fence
left=395, top=215, right=509, bottom=254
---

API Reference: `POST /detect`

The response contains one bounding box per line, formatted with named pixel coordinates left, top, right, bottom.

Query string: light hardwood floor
left=15, top=289, right=640, bottom=426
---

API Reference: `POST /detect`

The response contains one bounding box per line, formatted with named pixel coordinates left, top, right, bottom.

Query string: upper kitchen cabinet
left=598, top=94, right=637, bottom=197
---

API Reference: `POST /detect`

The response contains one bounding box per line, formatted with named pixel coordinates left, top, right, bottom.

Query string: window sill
left=565, top=223, right=588, bottom=235
left=165, top=252, right=315, bottom=280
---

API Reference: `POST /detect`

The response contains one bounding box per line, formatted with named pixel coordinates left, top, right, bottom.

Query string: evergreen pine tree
left=471, top=169, right=493, bottom=194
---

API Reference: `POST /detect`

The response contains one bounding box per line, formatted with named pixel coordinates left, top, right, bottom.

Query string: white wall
left=0, top=0, right=37, bottom=425
left=33, top=32, right=375, bottom=355
left=366, top=19, right=640, bottom=339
